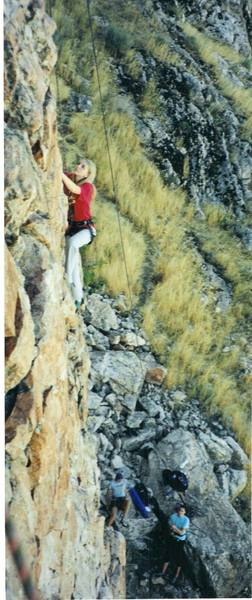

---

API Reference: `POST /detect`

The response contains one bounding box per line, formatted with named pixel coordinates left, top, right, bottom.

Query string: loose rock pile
left=82, top=292, right=251, bottom=599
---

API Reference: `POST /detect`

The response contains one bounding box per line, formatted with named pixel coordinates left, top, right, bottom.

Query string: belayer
left=62, top=159, right=96, bottom=309
left=160, top=503, right=190, bottom=585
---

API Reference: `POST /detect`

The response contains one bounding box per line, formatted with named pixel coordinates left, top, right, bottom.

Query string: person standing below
left=62, top=159, right=96, bottom=308
left=161, top=504, right=190, bottom=584
left=106, top=472, right=131, bottom=528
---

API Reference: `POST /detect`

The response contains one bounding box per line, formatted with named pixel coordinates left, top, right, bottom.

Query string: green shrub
left=104, top=25, right=132, bottom=57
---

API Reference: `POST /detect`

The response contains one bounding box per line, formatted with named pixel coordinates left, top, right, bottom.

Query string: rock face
left=115, top=0, right=252, bottom=216
left=4, top=2, right=125, bottom=599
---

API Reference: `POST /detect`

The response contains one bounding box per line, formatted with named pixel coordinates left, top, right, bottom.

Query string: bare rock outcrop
left=147, top=429, right=251, bottom=598
left=4, top=1, right=125, bottom=598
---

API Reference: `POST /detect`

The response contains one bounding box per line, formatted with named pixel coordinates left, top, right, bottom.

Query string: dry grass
left=51, top=76, right=71, bottom=102
left=181, top=22, right=252, bottom=123
left=85, top=196, right=146, bottom=300
left=124, top=49, right=143, bottom=80
left=204, top=204, right=231, bottom=226
left=145, top=36, right=182, bottom=66
left=181, top=22, right=243, bottom=65
left=217, top=74, right=252, bottom=118
left=140, top=78, right=163, bottom=115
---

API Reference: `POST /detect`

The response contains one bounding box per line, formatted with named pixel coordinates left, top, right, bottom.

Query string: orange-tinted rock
left=5, top=2, right=125, bottom=598
left=145, top=366, right=167, bottom=385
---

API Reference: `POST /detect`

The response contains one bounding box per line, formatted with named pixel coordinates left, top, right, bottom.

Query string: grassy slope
left=49, top=0, right=251, bottom=455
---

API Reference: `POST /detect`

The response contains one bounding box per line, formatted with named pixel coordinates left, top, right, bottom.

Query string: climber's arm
left=62, top=172, right=81, bottom=195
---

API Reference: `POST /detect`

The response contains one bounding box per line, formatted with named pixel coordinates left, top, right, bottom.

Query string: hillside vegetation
left=48, top=0, right=251, bottom=455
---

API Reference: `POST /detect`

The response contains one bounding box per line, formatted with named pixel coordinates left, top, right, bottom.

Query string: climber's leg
left=66, top=229, right=91, bottom=302
left=108, top=505, right=117, bottom=527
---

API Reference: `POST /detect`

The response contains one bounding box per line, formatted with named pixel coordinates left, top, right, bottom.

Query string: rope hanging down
left=86, top=0, right=134, bottom=312
left=6, top=510, right=39, bottom=600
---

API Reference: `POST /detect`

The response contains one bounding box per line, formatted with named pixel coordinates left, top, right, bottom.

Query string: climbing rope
left=47, top=0, right=60, bottom=107
left=86, top=0, right=135, bottom=311
left=5, top=509, right=39, bottom=600
left=85, top=0, right=154, bottom=589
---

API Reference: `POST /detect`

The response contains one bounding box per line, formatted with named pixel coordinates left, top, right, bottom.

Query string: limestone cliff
left=4, top=1, right=125, bottom=598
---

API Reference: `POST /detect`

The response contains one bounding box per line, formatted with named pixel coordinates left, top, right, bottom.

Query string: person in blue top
left=161, top=504, right=190, bottom=584
left=106, top=472, right=131, bottom=528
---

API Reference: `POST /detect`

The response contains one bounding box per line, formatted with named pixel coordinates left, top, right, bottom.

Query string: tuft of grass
left=181, top=21, right=252, bottom=132
left=145, top=36, right=182, bottom=66
left=203, top=204, right=232, bottom=226
left=124, top=49, right=143, bottom=80
left=140, top=78, right=163, bottom=115
left=181, top=22, right=243, bottom=65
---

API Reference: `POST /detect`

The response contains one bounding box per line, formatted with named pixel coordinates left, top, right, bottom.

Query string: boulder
left=123, top=430, right=156, bottom=452
left=224, top=436, right=250, bottom=468
left=86, top=325, right=110, bottom=350
left=120, top=395, right=137, bottom=412
left=147, top=429, right=251, bottom=597
left=216, top=467, right=247, bottom=500
left=120, top=332, right=146, bottom=347
left=126, top=412, right=146, bottom=429
left=138, top=396, right=161, bottom=417
left=101, top=351, right=146, bottom=396
left=228, top=468, right=247, bottom=500
left=198, top=431, right=233, bottom=463
left=85, top=294, right=119, bottom=332
left=186, top=491, right=251, bottom=598
left=88, top=391, right=103, bottom=411
left=111, top=455, right=125, bottom=470
left=153, top=429, right=217, bottom=495
left=145, top=366, right=167, bottom=385
left=172, top=390, right=187, bottom=403
left=87, top=416, right=105, bottom=433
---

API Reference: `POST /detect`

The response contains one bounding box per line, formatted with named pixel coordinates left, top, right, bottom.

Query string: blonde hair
left=85, top=159, right=96, bottom=183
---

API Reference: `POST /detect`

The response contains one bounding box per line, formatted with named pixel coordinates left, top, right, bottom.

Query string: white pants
left=66, top=229, right=91, bottom=303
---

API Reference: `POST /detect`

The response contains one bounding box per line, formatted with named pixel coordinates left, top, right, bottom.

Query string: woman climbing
left=62, top=159, right=96, bottom=308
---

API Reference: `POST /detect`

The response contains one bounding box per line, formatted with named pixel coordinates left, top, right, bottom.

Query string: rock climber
left=161, top=503, right=190, bottom=584
left=62, top=159, right=96, bottom=309
left=106, top=472, right=131, bottom=528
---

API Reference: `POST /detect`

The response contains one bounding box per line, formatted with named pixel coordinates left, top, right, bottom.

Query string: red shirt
left=73, top=182, right=94, bottom=221
left=64, top=173, right=94, bottom=222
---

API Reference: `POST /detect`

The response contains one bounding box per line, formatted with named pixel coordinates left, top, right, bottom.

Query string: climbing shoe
left=121, top=518, right=129, bottom=528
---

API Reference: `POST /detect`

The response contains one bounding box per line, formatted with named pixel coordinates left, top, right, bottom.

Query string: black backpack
left=134, top=481, right=150, bottom=506
left=162, top=469, right=188, bottom=492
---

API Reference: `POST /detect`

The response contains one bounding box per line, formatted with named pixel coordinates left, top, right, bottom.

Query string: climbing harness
left=5, top=509, right=39, bottom=600
left=67, top=218, right=97, bottom=242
